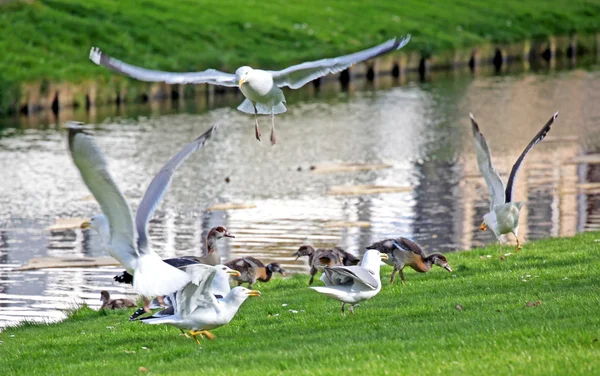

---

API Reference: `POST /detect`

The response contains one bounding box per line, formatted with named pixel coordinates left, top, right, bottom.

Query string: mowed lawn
left=1, top=232, right=599, bottom=375
left=1, top=0, right=600, bottom=82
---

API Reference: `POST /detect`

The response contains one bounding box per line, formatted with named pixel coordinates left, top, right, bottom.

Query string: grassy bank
left=1, top=233, right=600, bottom=375
left=1, top=0, right=600, bottom=84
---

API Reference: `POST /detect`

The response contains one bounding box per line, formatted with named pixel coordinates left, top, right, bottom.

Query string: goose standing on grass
left=470, top=112, right=558, bottom=259
left=366, top=237, right=452, bottom=284
left=99, top=290, right=136, bottom=310
left=310, top=249, right=387, bottom=314
left=89, top=35, right=411, bottom=145
left=293, top=245, right=359, bottom=285
left=69, top=122, right=218, bottom=296
left=140, top=264, right=260, bottom=344
left=225, top=256, right=287, bottom=289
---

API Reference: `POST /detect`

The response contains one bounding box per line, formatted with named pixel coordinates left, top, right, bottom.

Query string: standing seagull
left=310, top=249, right=387, bottom=314
left=89, top=35, right=411, bottom=144
left=140, top=264, right=260, bottom=344
left=68, top=122, right=218, bottom=296
left=470, top=112, right=558, bottom=258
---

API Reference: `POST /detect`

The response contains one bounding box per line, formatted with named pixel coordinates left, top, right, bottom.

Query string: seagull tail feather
left=133, top=254, right=190, bottom=297
left=310, top=286, right=346, bottom=300
left=237, top=99, right=256, bottom=114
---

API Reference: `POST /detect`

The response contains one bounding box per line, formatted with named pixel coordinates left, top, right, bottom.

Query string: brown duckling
left=293, top=245, right=359, bottom=285
left=113, top=226, right=235, bottom=284
left=100, top=290, right=136, bottom=310
left=366, top=237, right=452, bottom=285
left=225, top=256, right=287, bottom=289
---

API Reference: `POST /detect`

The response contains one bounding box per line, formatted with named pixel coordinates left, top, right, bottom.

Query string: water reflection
left=1, top=67, right=600, bottom=328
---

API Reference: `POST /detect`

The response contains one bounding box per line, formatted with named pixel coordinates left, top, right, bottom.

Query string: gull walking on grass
left=311, top=249, right=387, bottom=314
left=140, top=264, right=260, bottom=344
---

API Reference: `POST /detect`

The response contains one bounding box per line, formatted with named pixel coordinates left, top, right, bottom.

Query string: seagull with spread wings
left=470, top=112, right=558, bottom=258
left=89, top=35, right=411, bottom=144
left=310, top=249, right=387, bottom=314
left=140, top=264, right=260, bottom=344
left=69, top=122, right=218, bottom=296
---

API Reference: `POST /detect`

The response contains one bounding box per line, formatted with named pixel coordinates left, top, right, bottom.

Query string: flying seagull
left=310, top=249, right=387, bottom=314
left=69, top=122, right=218, bottom=296
left=89, top=35, right=411, bottom=144
left=470, top=111, right=558, bottom=259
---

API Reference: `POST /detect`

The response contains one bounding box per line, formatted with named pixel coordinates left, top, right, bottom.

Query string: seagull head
left=429, top=254, right=452, bottom=272
left=81, top=214, right=110, bottom=243
left=361, top=249, right=387, bottom=273
left=215, top=264, right=241, bottom=277
left=236, top=66, right=253, bottom=86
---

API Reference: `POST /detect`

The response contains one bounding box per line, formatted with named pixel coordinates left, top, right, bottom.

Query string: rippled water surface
left=2, top=67, right=600, bottom=328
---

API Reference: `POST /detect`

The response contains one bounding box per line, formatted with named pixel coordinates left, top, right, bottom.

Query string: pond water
left=1, top=65, right=600, bottom=328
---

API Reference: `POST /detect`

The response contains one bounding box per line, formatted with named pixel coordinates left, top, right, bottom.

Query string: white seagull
left=140, top=264, right=260, bottom=344
left=130, top=264, right=240, bottom=321
left=470, top=111, right=558, bottom=258
left=89, top=35, right=411, bottom=144
left=311, top=249, right=387, bottom=314
left=68, top=122, right=218, bottom=296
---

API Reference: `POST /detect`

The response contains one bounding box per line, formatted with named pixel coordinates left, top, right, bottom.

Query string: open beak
left=380, top=253, right=389, bottom=261
left=479, top=222, right=487, bottom=231
left=444, top=265, right=453, bottom=272
left=280, top=269, right=288, bottom=276
left=238, top=78, right=246, bottom=86
left=246, top=290, right=261, bottom=297
left=292, top=252, right=300, bottom=261
left=224, top=231, right=235, bottom=238
left=227, top=270, right=241, bottom=277
left=81, top=221, right=91, bottom=229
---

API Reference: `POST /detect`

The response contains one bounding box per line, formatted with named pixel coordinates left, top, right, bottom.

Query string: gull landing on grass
left=470, top=111, right=559, bottom=260
left=89, top=35, right=411, bottom=145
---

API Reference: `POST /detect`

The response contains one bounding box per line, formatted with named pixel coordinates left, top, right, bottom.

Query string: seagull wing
left=176, top=264, right=218, bottom=317
left=89, top=47, right=237, bottom=86
left=505, top=112, right=558, bottom=202
left=470, top=114, right=506, bottom=211
left=135, top=123, right=218, bottom=252
left=269, top=35, right=411, bottom=89
left=68, top=125, right=138, bottom=256
left=323, top=265, right=378, bottom=290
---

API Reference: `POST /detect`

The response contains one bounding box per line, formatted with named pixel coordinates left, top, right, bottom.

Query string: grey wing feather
left=324, top=265, right=378, bottom=290
left=176, top=264, right=218, bottom=317
left=67, top=125, right=138, bottom=256
left=392, top=238, right=425, bottom=258
left=470, top=113, right=506, bottom=211
left=89, top=47, right=237, bottom=86
left=270, top=35, right=411, bottom=89
left=136, top=123, right=218, bottom=252
left=505, top=111, right=558, bottom=202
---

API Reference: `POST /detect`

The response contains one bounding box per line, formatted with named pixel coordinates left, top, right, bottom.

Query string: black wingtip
left=469, top=112, right=481, bottom=134
left=66, top=122, right=91, bottom=151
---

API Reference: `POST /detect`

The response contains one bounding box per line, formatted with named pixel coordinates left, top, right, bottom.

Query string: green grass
left=1, top=0, right=600, bottom=84
left=1, top=233, right=600, bottom=375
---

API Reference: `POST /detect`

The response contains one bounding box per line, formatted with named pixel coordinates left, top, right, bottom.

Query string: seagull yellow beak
left=80, top=221, right=91, bottom=229
left=227, top=270, right=241, bottom=277
left=479, top=222, right=487, bottom=231
left=238, top=77, right=246, bottom=86
left=246, top=290, right=261, bottom=297
left=380, top=253, right=389, bottom=261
